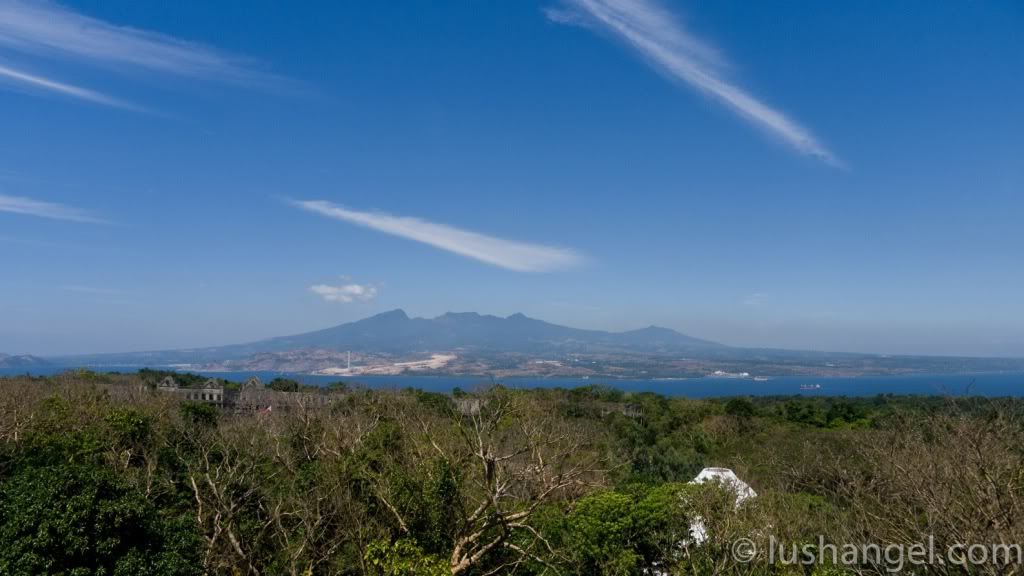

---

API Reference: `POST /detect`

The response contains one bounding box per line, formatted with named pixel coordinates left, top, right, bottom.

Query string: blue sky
left=1, top=0, right=1022, bottom=357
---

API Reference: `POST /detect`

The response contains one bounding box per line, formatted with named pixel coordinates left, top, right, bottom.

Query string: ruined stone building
left=155, top=375, right=333, bottom=412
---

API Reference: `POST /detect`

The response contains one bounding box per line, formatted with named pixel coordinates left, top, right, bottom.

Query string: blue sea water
left=1, top=366, right=1022, bottom=397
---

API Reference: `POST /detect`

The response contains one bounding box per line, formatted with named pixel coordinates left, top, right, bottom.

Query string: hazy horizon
left=5, top=307, right=1019, bottom=360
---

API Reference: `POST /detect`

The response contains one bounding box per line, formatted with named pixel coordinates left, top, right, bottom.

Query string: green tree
left=179, top=401, right=218, bottom=427
left=0, top=461, right=201, bottom=576
left=724, top=397, right=756, bottom=419
left=269, top=377, right=300, bottom=392
left=364, top=539, right=449, bottom=576
left=566, top=491, right=641, bottom=574
left=326, top=380, right=349, bottom=393
left=561, top=483, right=699, bottom=575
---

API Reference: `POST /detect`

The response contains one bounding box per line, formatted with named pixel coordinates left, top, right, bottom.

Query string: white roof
left=690, top=467, right=757, bottom=504
left=687, top=467, right=757, bottom=545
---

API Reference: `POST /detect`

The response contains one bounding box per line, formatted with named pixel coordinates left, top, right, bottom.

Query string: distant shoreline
left=4, top=367, right=1023, bottom=398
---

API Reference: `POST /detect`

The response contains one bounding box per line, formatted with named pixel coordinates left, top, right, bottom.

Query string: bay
left=2, top=366, right=1022, bottom=397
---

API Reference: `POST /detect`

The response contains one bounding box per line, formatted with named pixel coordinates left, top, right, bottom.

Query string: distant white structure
left=710, top=370, right=751, bottom=379
left=689, top=467, right=756, bottom=544
left=690, top=467, right=757, bottom=503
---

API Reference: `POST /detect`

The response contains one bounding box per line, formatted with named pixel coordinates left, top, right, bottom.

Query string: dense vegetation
left=0, top=371, right=1021, bottom=575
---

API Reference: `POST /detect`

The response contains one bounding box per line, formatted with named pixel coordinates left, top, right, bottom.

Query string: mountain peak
left=0, top=354, right=49, bottom=368
left=372, top=309, right=409, bottom=320
left=438, top=311, right=482, bottom=320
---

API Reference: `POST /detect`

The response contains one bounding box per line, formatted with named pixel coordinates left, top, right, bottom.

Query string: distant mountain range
left=19, top=310, right=1024, bottom=377
left=50, top=310, right=729, bottom=366
left=0, top=354, right=50, bottom=369
left=244, top=309, right=727, bottom=354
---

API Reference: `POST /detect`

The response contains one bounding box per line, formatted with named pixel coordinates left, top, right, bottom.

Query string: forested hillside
left=0, top=371, right=1020, bottom=575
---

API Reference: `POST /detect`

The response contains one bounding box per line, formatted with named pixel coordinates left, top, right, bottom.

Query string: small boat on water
left=753, top=376, right=769, bottom=382
left=800, top=383, right=822, bottom=391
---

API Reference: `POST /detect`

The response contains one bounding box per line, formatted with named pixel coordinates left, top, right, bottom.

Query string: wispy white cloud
left=0, top=193, right=106, bottom=223
left=0, top=0, right=266, bottom=80
left=0, top=0, right=279, bottom=108
left=310, top=280, right=379, bottom=304
left=293, top=200, right=585, bottom=273
left=0, top=62, right=138, bottom=109
left=546, top=0, right=840, bottom=166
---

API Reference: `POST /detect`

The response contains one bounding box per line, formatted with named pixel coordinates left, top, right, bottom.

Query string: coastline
left=3, top=366, right=1022, bottom=398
